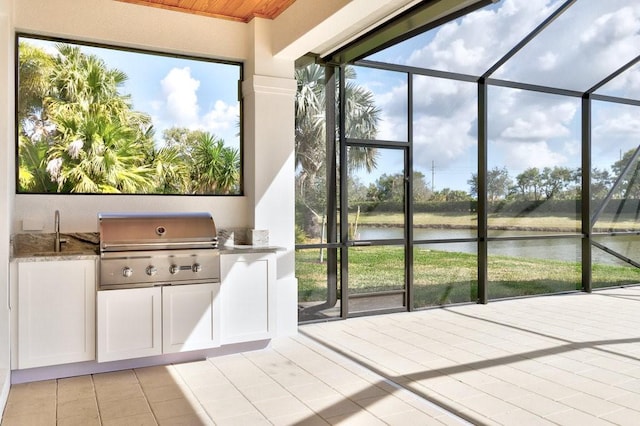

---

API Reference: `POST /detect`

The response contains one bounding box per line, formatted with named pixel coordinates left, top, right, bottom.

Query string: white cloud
left=412, top=115, right=476, bottom=165
left=538, top=52, right=558, bottom=71
left=402, top=0, right=640, bottom=91
left=202, top=100, right=240, bottom=135
left=594, top=111, right=640, bottom=139
left=487, top=88, right=578, bottom=171
left=499, top=104, right=574, bottom=141
left=406, top=0, right=563, bottom=74
left=161, top=67, right=200, bottom=126
left=154, top=67, right=239, bottom=146
left=356, top=0, right=640, bottom=187
left=371, top=75, right=477, bottom=172
left=497, top=140, right=567, bottom=171
left=497, top=1, right=640, bottom=89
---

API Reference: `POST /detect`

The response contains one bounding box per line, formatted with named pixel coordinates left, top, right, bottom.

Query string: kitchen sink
left=27, top=250, right=93, bottom=257
left=13, top=233, right=99, bottom=258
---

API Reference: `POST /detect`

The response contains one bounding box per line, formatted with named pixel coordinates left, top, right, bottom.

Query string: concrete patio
left=3, top=286, right=640, bottom=425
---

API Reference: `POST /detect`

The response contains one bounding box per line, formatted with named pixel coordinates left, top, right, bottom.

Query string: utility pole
left=431, top=160, right=435, bottom=192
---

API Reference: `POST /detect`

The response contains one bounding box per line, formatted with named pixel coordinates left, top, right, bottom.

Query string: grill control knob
left=122, top=267, right=133, bottom=278
left=146, top=265, right=157, bottom=276
left=169, top=264, right=179, bottom=275
left=192, top=263, right=202, bottom=273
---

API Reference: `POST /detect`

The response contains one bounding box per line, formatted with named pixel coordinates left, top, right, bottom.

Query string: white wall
left=0, top=0, right=13, bottom=418
left=245, top=18, right=298, bottom=335
left=12, top=0, right=254, bottom=233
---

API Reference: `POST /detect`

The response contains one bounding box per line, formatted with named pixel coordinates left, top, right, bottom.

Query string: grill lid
left=99, top=212, right=218, bottom=252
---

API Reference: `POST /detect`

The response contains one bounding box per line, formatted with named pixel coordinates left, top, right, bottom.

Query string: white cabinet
left=18, top=259, right=96, bottom=369
left=220, top=252, right=276, bottom=344
left=162, top=284, right=220, bottom=353
left=97, top=287, right=162, bottom=362
left=97, top=283, right=220, bottom=362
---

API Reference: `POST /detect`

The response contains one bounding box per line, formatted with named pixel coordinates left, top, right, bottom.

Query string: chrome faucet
left=54, top=210, right=67, bottom=252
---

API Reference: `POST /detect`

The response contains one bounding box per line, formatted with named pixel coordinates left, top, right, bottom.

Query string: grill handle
left=102, top=240, right=217, bottom=250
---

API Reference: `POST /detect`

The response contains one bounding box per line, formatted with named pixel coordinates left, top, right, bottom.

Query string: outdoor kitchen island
left=9, top=225, right=281, bottom=384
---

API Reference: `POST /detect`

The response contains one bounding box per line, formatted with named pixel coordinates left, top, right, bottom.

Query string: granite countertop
left=11, top=232, right=282, bottom=261
left=12, top=233, right=100, bottom=261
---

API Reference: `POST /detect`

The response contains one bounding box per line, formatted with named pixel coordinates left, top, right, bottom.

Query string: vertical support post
left=477, top=79, right=488, bottom=304
left=325, top=66, right=339, bottom=307
left=582, top=95, right=592, bottom=293
left=338, top=65, right=349, bottom=318
left=406, top=72, right=414, bottom=311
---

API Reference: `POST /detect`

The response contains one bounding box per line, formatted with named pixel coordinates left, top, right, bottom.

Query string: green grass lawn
left=296, top=246, right=640, bottom=308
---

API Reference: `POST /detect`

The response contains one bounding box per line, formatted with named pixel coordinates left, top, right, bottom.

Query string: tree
left=191, top=132, right=240, bottom=194
left=295, top=63, right=381, bottom=238
left=367, top=173, right=404, bottom=203
left=17, top=42, right=240, bottom=195
left=540, top=166, right=573, bottom=200
left=348, top=175, right=369, bottom=204
left=150, top=145, right=192, bottom=194
left=17, top=42, right=56, bottom=192
left=18, top=42, right=155, bottom=193
left=431, top=188, right=472, bottom=202
left=611, top=148, right=640, bottom=199
left=515, top=167, right=542, bottom=201
left=468, top=166, right=512, bottom=201
left=591, top=167, right=613, bottom=200
left=162, top=127, right=210, bottom=162
left=412, top=171, right=432, bottom=202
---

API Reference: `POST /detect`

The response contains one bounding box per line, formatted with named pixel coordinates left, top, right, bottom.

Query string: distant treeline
left=352, top=199, right=640, bottom=215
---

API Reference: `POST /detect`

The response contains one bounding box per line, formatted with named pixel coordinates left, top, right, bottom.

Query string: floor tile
left=101, top=412, right=158, bottom=426
left=200, top=395, right=259, bottom=420
left=1, top=412, right=57, bottom=426
left=57, top=376, right=95, bottom=403
left=142, top=383, right=193, bottom=403
left=57, top=415, right=101, bottom=426
left=57, top=396, right=99, bottom=419
left=599, top=407, right=640, bottom=425
left=98, top=396, right=153, bottom=421
left=94, top=381, right=146, bottom=402
left=252, top=394, right=311, bottom=418
left=305, top=394, right=363, bottom=419
left=3, top=287, right=640, bottom=426
left=149, top=397, right=205, bottom=420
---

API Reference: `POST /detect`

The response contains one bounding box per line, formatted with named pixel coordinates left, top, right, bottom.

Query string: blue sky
left=22, top=36, right=241, bottom=151
left=354, top=0, right=640, bottom=192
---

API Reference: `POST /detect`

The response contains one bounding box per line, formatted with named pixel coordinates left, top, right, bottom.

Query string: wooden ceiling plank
left=116, top=0, right=296, bottom=22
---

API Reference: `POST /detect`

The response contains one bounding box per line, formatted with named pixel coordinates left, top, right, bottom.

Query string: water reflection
left=357, top=226, right=640, bottom=266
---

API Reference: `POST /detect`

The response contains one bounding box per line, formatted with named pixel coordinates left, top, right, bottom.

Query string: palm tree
left=192, top=132, right=240, bottom=194
left=17, top=42, right=57, bottom=192
left=151, top=146, right=192, bottom=194
left=295, top=63, right=381, bottom=238
left=17, top=41, right=156, bottom=193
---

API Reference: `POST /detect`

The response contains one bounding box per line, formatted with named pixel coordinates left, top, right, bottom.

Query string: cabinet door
left=220, top=253, right=276, bottom=344
left=18, top=259, right=96, bottom=369
left=97, top=287, right=162, bottom=362
left=162, top=283, right=221, bottom=353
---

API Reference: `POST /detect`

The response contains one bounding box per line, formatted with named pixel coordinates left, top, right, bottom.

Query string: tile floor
left=3, top=286, right=640, bottom=425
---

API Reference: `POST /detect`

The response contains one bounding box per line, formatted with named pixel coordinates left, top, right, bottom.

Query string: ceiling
left=117, top=0, right=297, bottom=23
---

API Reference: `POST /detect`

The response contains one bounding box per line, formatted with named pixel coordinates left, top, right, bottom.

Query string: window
left=17, top=34, right=242, bottom=195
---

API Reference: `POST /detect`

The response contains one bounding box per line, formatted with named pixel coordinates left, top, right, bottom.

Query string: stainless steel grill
left=98, top=212, right=220, bottom=290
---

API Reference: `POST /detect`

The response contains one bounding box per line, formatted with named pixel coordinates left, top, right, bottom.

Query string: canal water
left=357, top=227, right=640, bottom=266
